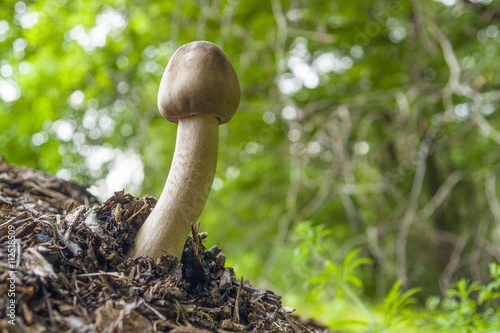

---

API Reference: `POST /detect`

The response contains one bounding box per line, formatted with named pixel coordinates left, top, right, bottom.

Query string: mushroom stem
left=130, top=114, right=219, bottom=259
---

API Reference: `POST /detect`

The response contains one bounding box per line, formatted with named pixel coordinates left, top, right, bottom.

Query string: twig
left=0, top=217, right=33, bottom=229
left=271, top=0, right=287, bottom=73
left=218, top=0, right=240, bottom=48
left=420, top=171, right=462, bottom=220
left=26, top=181, right=70, bottom=201
left=366, top=226, right=389, bottom=296
left=0, top=195, right=13, bottom=205
left=0, top=262, right=28, bottom=271
left=77, top=271, right=131, bottom=280
left=428, top=20, right=461, bottom=91
left=340, top=193, right=361, bottom=232
left=472, top=113, right=500, bottom=146
left=142, top=301, right=167, bottom=321
left=42, top=284, right=55, bottom=326
left=283, top=312, right=301, bottom=333
left=126, top=202, right=149, bottom=222
left=470, top=227, right=484, bottom=281
left=297, top=172, right=332, bottom=218
left=476, top=234, right=500, bottom=261
left=234, top=276, right=243, bottom=324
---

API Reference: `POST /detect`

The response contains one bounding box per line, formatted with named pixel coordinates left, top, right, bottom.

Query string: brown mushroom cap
left=157, top=41, right=241, bottom=125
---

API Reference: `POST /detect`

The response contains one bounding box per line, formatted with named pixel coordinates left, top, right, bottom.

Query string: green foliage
left=308, top=248, right=422, bottom=332
left=309, top=248, right=373, bottom=300
left=294, top=221, right=334, bottom=261
left=378, top=281, right=421, bottom=330
left=423, top=263, right=500, bottom=332
left=280, top=229, right=499, bottom=332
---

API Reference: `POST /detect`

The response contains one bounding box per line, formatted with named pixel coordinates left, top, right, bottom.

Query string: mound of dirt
left=0, top=159, right=334, bottom=333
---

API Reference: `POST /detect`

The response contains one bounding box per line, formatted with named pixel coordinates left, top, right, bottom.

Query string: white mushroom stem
left=130, top=114, right=219, bottom=259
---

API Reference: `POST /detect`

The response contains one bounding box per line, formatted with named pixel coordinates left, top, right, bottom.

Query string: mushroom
left=129, top=41, right=240, bottom=260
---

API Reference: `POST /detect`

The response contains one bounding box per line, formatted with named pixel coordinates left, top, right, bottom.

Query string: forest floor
left=0, top=158, right=335, bottom=333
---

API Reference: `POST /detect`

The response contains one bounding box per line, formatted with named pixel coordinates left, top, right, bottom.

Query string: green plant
left=378, top=281, right=421, bottom=330
left=309, top=248, right=375, bottom=327
left=309, top=248, right=372, bottom=300
left=309, top=248, right=421, bottom=332
left=424, top=263, right=500, bottom=332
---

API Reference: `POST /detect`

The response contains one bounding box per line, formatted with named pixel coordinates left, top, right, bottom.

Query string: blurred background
left=1, top=0, right=500, bottom=330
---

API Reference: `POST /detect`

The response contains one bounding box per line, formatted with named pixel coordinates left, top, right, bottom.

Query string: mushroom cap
left=158, top=41, right=240, bottom=125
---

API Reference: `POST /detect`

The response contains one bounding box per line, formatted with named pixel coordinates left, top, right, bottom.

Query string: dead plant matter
left=0, top=158, right=334, bottom=333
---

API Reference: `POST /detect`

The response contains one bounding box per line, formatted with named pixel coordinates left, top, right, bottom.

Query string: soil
left=0, top=159, right=335, bottom=333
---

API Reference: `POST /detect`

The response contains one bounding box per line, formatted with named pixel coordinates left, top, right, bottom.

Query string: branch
left=440, top=236, right=467, bottom=292
left=420, top=171, right=462, bottom=220
left=218, top=0, right=240, bottom=48
left=396, top=136, right=432, bottom=285
left=471, top=113, right=500, bottom=146
left=196, top=0, right=209, bottom=40
left=169, top=0, right=183, bottom=47
left=428, top=18, right=477, bottom=99
left=486, top=174, right=500, bottom=225
left=263, top=0, right=297, bottom=277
